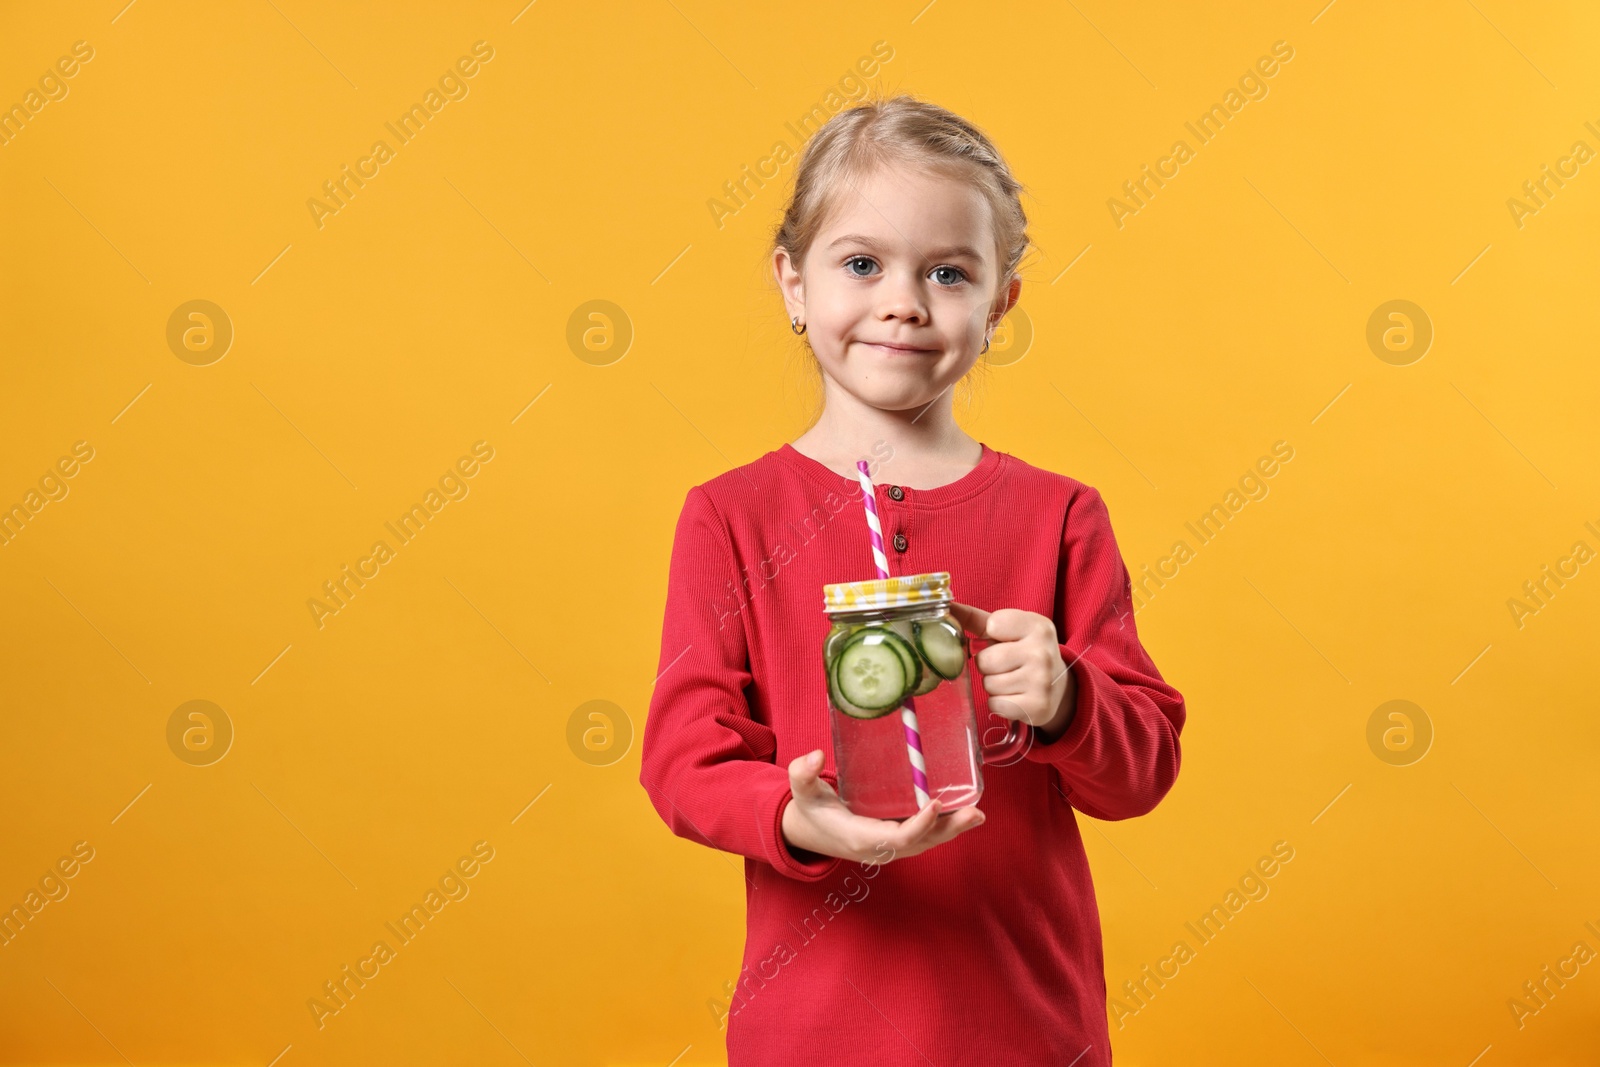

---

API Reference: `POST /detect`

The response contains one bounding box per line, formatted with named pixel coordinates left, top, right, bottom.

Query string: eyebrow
left=825, top=233, right=986, bottom=262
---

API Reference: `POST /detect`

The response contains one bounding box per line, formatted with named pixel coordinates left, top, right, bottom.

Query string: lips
left=861, top=341, right=936, bottom=354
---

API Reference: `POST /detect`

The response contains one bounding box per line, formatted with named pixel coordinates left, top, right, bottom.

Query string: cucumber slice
left=884, top=619, right=918, bottom=648
left=911, top=663, right=942, bottom=695
left=827, top=624, right=921, bottom=702
left=828, top=668, right=891, bottom=719
left=913, top=618, right=967, bottom=680
left=832, top=630, right=909, bottom=712
left=872, top=626, right=922, bottom=697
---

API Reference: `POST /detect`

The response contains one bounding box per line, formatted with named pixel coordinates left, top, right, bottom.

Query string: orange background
left=1, top=1, right=1597, bottom=1064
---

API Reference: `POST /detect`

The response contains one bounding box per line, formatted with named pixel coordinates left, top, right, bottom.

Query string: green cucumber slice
left=832, top=630, right=909, bottom=712
left=826, top=624, right=921, bottom=703
left=872, top=627, right=922, bottom=697
left=913, top=618, right=967, bottom=680
left=828, top=668, right=890, bottom=719
left=910, top=663, right=942, bottom=695
left=884, top=619, right=918, bottom=648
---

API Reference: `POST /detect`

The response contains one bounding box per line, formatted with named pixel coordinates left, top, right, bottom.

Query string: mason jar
left=821, top=571, right=1032, bottom=820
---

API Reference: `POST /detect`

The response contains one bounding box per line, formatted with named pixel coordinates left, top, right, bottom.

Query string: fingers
left=884, top=797, right=943, bottom=849
left=947, top=601, right=991, bottom=638
left=792, top=748, right=991, bottom=864
left=930, top=803, right=986, bottom=840
left=958, top=608, right=1060, bottom=681
left=863, top=799, right=987, bottom=862
left=979, top=666, right=1034, bottom=696
left=787, top=749, right=827, bottom=802
left=902, top=803, right=987, bottom=856
left=979, top=607, right=1056, bottom=643
left=984, top=694, right=1038, bottom=727
left=974, top=639, right=1027, bottom=676
left=942, top=808, right=987, bottom=845
left=981, top=670, right=1047, bottom=727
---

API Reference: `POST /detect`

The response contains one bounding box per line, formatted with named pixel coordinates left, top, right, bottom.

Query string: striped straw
left=855, top=460, right=931, bottom=811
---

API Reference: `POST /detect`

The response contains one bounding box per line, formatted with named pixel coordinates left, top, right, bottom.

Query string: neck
left=794, top=374, right=980, bottom=480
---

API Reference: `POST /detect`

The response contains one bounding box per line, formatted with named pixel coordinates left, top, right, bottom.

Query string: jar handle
left=980, top=716, right=1033, bottom=765
left=966, top=634, right=1033, bottom=764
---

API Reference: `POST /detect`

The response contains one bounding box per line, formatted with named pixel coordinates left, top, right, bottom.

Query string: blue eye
left=845, top=256, right=968, bottom=285
left=845, top=256, right=877, bottom=277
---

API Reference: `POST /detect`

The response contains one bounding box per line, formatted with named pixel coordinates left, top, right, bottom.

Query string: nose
left=875, top=267, right=928, bottom=325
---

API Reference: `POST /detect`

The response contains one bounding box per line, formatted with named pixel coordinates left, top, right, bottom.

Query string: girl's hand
left=781, top=749, right=986, bottom=866
left=947, top=601, right=1077, bottom=743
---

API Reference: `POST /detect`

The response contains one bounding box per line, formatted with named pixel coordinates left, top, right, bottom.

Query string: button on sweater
left=639, top=441, right=1186, bottom=1066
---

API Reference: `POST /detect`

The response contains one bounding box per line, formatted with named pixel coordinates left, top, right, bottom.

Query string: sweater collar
left=775, top=441, right=1004, bottom=509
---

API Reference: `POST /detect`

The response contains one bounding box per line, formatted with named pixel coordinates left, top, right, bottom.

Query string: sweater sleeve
left=639, top=487, right=843, bottom=882
left=1022, top=485, right=1186, bottom=821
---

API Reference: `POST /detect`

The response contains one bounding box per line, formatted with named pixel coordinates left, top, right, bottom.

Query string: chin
left=850, top=382, right=947, bottom=412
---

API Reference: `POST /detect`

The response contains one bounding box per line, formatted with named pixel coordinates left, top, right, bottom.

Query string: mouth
left=860, top=341, right=937, bottom=355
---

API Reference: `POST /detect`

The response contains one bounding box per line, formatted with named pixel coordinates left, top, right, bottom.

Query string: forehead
left=815, top=163, right=995, bottom=260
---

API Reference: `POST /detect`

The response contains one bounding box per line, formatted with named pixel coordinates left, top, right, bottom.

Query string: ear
left=773, top=247, right=807, bottom=323
left=990, top=275, right=1022, bottom=330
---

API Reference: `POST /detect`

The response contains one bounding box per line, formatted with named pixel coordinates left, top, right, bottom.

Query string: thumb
left=947, top=600, right=991, bottom=639
left=787, top=749, right=826, bottom=798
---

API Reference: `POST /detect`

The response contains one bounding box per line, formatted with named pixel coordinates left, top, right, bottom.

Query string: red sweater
left=640, top=441, right=1185, bottom=1066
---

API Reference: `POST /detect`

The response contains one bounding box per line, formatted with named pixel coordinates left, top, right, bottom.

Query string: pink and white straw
left=855, top=460, right=931, bottom=810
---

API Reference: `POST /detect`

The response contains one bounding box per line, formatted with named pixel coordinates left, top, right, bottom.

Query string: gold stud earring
left=791, top=316, right=806, bottom=336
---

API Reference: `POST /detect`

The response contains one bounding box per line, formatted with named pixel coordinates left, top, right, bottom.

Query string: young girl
left=640, top=95, right=1185, bottom=1066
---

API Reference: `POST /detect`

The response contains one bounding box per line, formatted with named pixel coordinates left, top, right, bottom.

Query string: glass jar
left=821, top=571, right=1032, bottom=820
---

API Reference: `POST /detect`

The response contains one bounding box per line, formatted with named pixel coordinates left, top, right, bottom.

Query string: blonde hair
left=772, top=93, right=1031, bottom=305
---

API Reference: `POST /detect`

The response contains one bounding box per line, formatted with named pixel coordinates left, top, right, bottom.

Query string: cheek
left=945, top=298, right=991, bottom=344
left=837, top=294, right=877, bottom=329
left=810, top=301, right=857, bottom=344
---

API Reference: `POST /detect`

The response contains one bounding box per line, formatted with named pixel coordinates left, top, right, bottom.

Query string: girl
left=640, top=95, right=1185, bottom=1066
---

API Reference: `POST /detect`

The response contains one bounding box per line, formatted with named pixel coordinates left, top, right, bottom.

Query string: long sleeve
left=1023, top=485, right=1186, bottom=821
left=639, top=487, right=842, bottom=881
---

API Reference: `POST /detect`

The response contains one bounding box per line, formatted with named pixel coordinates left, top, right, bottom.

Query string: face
left=775, top=164, right=1020, bottom=414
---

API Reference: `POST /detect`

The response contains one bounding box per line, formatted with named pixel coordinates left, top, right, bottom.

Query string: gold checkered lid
left=822, top=571, right=952, bottom=613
